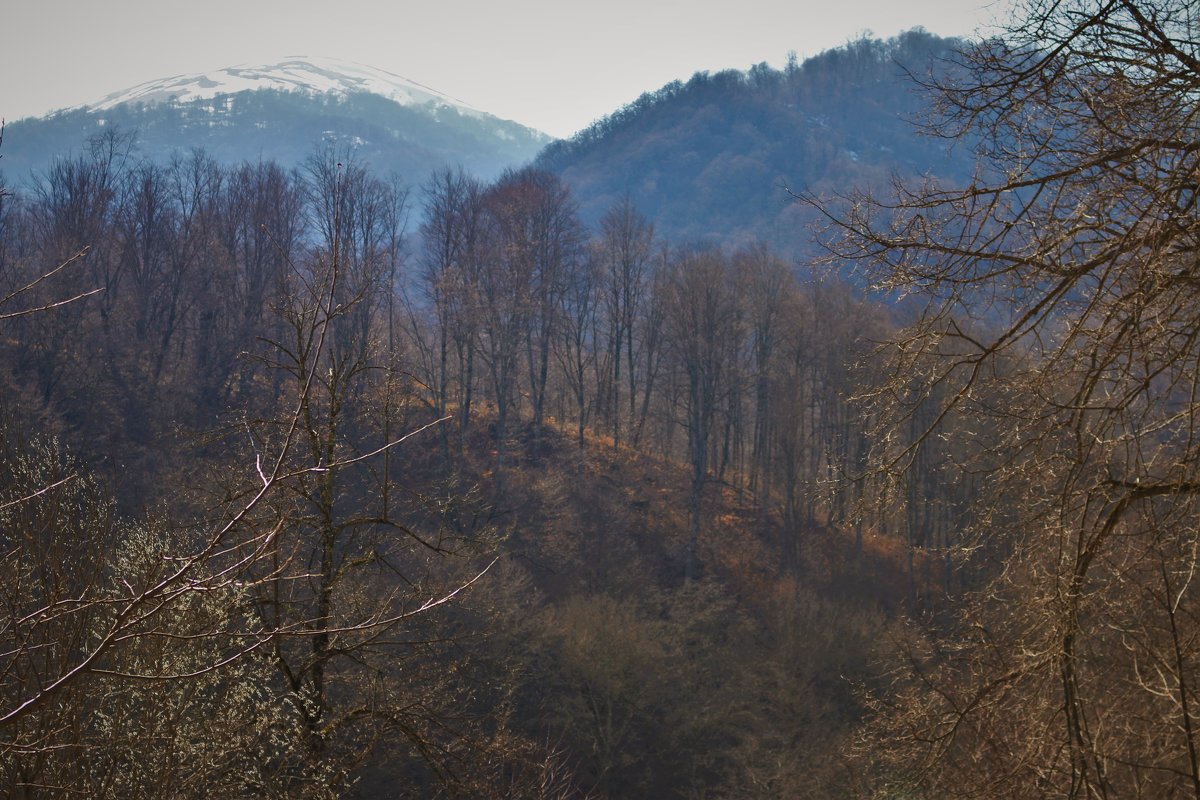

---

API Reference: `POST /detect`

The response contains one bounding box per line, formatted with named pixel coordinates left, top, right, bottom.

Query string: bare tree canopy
left=807, top=1, right=1200, bottom=796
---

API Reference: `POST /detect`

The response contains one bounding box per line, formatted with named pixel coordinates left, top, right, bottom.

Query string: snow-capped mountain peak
left=82, top=56, right=485, bottom=118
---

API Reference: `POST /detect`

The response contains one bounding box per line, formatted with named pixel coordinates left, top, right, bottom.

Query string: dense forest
left=0, top=130, right=936, bottom=795
left=5, top=0, right=1200, bottom=797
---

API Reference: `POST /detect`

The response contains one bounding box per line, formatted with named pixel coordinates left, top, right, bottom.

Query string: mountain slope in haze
left=1, top=58, right=551, bottom=183
left=536, top=29, right=976, bottom=256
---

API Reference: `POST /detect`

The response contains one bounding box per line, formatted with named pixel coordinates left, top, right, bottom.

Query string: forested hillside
left=537, top=29, right=976, bottom=253
left=7, top=3, right=1199, bottom=796
left=0, top=129, right=951, bottom=795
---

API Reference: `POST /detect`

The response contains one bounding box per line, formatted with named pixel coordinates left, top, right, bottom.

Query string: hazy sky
left=2, top=0, right=1011, bottom=139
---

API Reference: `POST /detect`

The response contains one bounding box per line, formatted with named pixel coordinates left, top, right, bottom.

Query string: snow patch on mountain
left=82, top=57, right=488, bottom=120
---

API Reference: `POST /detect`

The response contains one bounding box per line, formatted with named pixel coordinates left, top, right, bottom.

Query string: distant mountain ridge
left=4, top=36, right=980, bottom=258
left=536, top=29, right=977, bottom=258
left=1, top=57, right=551, bottom=183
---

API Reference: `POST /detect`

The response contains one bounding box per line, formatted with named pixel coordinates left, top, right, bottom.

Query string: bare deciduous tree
left=806, top=1, right=1200, bottom=795
left=598, top=197, right=654, bottom=451
left=0, top=151, right=498, bottom=796
left=663, top=246, right=741, bottom=580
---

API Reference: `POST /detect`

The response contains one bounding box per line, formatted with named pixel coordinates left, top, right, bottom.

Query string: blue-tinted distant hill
left=1, top=58, right=551, bottom=185
left=536, top=30, right=976, bottom=256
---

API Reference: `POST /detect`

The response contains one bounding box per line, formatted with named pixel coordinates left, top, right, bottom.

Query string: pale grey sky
left=2, top=0, right=1011, bottom=138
